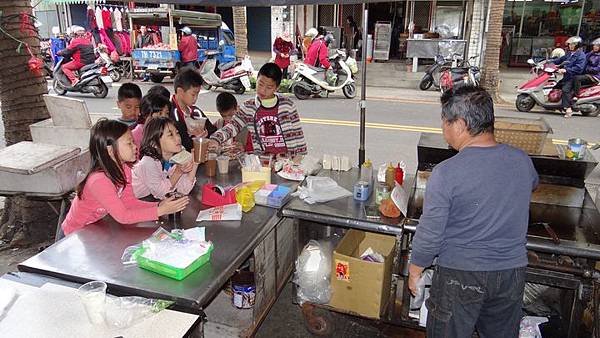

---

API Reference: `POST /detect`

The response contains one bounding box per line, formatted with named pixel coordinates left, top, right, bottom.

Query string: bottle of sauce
left=385, top=163, right=395, bottom=189
left=395, top=163, right=404, bottom=186
left=360, top=159, right=373, bottom=183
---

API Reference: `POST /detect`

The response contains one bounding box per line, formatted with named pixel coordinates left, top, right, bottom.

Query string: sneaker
left=564, top=109, right=574, bottom=118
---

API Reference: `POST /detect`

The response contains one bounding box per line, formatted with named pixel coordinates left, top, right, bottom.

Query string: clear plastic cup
left=78, top=281, right=107, bottom=325
left=217, top=155, right=230, bottom=174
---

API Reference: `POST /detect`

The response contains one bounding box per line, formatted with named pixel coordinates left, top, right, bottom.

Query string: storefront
left=503, top=0, right=600, bottom=67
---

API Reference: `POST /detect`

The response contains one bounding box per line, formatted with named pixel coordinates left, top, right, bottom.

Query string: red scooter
left=516, top=58, right=600, bottom=117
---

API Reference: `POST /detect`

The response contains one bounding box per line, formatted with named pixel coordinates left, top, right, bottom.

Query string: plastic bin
left=494, top=117, right=552, bottom=155
left=134, top=243, right=214, bottom=280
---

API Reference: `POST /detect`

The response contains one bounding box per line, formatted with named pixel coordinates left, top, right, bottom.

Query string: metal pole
left=577, top=0, right=586, bottom=36
left=358, top=4, right=368, bottom=166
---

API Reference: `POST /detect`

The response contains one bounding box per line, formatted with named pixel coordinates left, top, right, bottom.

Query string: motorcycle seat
left=307, top=65, right=327, bottom=73
left=218, top=61, right=239, bottom=71
left=80, top=63, right=98, bottom=72
left=449, top=68, right=469, bottom=75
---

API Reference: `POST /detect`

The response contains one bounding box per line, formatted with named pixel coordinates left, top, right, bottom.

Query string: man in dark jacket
left=551, top=36, right=587, bottom=117
left=58, top=26, right=95, bottom=86
left=572, top=38, right=600, bottom=103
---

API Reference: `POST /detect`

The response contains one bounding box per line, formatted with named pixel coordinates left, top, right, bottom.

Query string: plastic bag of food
left=293, top=240, right=333, bottom=305
left=410, top=269, right=433, bottom=310
left=103, top=294, right=174, bottom=329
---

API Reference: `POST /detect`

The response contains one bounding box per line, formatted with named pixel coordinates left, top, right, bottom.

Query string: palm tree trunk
left=232, top=6, right=248, bottom=58
left=480, top=0, right=506, bottom=103
left=0, top=1, right=57, bottom=246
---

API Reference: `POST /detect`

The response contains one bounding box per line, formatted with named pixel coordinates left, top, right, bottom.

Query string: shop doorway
left=247, top=7, right=272, bottom=52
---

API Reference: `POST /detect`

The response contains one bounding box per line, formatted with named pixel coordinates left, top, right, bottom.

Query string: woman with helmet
left=304, top=32, right=336, bottom=85
left=302, top=28, right=319, bottom=58
left=57, top=25, right=95, bottom=86
left=178, top=26, right=198, bottom=70
left=571, top=38, right=600, bottom=111
left=551, top=36, right=587, bottom=117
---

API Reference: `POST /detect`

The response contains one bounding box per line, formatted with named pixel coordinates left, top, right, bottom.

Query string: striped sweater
left=210, top=95, right=307, bottom=157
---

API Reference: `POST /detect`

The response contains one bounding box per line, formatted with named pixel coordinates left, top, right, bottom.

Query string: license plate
left=101, top=76, right=113, bottom=85
left=147, top=65, right=159, bottom=70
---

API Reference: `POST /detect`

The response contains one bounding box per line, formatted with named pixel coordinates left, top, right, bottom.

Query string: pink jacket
left=132, top=156, right=196, bottom=200
left=131, top=123, right=144, bottom=157
left=61, top=165, right=158, bottom=235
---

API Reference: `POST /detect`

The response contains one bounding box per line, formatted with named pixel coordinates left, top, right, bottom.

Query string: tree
left=480, top=0, right=506, bottom=103
left=232, top=6, right=248, bottom=58
left=0, top=1, right=57, bottom=246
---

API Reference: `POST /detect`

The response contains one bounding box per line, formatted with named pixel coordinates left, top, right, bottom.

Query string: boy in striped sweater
left=209, top=63, right=307, bottom=159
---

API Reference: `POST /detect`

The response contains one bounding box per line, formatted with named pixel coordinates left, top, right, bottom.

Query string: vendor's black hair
left=140, top=117, right=177, bottom=162
left=257, top=63, right=283, bottom=86
left=147, top=85, right=171, bottom=99
left=139, top=94, right=171, bottom=124
left=216, top=92, right=238, bottom=114
left=77, top=119, right=129, bottom=198
left=440, top=86, right=494, bottom=136
left=117, top=82, right=142, bottom=102
left=174, top=69, right=204, bottom=92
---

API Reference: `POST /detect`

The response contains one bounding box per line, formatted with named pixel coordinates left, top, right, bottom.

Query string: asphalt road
left=3, top=80, right=600, bottom=175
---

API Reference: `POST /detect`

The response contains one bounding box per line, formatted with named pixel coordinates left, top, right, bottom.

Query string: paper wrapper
left=196, top=203, right=242, bottom=222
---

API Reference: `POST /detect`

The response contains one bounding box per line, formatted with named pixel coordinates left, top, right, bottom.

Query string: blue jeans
left=425, top=266, right=526, bottom=338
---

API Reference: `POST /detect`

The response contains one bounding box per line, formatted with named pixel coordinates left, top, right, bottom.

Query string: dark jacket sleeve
left=170, top=107, right=194, bottom=152
left=566, top=51, right=586, bottom=75
left=586, top=53, right=600, bottom=74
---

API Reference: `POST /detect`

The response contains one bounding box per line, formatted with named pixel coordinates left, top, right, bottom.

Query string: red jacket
left=60, top=37, right=95, bottom=65
left=304, top=38, right=330, bottom=69
left=179, top=35, right=198, bottom=63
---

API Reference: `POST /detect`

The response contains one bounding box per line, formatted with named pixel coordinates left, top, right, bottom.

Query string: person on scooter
left=178, top=26, right=198, bottom=70
left=57, top=25, right=95, bottom=86
left=551, top=36, right=587, bottom=118
left=305, top=33, right=336, bottom=85
left=572, top=38, right=600, bottom=103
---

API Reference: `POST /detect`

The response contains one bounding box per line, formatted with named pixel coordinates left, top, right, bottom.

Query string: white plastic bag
left=293, top=177, right=352, bottom=204
left=410, top=269, right=434, bottom=310
left=519, top=316, right=549, bottom=338
left=103, top=295, right=173, bottom=329
left=293, top=240, right=333, bottom=304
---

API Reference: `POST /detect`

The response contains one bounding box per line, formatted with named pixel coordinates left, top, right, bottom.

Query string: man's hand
left=408, top=263, right=425, bottom=297
left=558, top=69, right=567, bottom=74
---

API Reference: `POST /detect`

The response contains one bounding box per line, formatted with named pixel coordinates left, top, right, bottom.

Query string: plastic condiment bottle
left=395, top=163, right=404, bottom=186
left=385, top=163, right=395, bottom=189
left=360, top=159, right=373, bottom=183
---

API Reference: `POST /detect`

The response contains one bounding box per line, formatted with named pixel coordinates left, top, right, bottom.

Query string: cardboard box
left=329, top=229, right=396, bottom=319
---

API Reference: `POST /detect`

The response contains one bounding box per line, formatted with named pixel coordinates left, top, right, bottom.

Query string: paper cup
left=217, top=155, right=230, bottom=174
left=78, top=281, right=107, bottom=325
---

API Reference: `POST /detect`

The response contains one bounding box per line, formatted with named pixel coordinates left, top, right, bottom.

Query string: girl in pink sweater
left=61, top=119, right=189, bottom=235
left=133, top=117, right=198, bottom=200
left=131, top=93, right=171, bottom=155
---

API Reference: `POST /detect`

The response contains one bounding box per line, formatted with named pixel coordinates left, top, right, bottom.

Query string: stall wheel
left=301, top=303, right=335, bottom=337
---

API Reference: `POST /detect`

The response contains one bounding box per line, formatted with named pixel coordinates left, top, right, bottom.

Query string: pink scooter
left=515, top=58, right=600, bottom=117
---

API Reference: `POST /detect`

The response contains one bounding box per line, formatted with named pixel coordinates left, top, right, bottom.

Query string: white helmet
left=565, top=36, right=583, bottom=48
left=551, top=48, right=565, bottom=58
left=592, top=38, right=600, bottom=46
left=70, top=25, right=85, bottom=35
left=181, top=26, right=192, bottom=35
left=305, top=28, right=318, bottom=38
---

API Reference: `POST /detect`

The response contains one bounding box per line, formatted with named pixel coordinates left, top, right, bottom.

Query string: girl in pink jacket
left=61, top=119, right=189, bottom=235
left=133, top=117, right=198, bottom=200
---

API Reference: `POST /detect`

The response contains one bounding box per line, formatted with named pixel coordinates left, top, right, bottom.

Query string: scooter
left=52, top=56, right=111, bottom=98
left=419, top=54, right=450, bottom=90
left=96, top=49, right=121, bottom=83
left=291, top=49, right=358, bottom=100
left=439, top=54, right=480, bottom=93
left=199, top=51, right=252, bottom=95
left=516, top=58, right=600, bottom=117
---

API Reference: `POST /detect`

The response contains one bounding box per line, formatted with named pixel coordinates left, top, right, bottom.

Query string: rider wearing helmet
left=57, top=25, right=94, bottom=86
left=178, top=26, right=198, bottom=69
left=551, top=36, right=587, bottom=117
left=305, top=29, right=332, bottom=69
left=303, top=28, right=319, bottom=57
left=572, top=38, right=600, bottom=101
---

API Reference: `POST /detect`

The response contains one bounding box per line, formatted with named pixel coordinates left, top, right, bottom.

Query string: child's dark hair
left=174, top=69, right=203, bottom=92
left=258, top=63, right=283, bottom=86
left=216, top=92, right=238, bottom=114
left=77, top=119, right=129, bottom=198
left=139, top=94, right=171, bottom=124
left=118, top=82, right=142, bottom=101
left=147, top=85, right=171, bottom=99
left=140, top=117, right=177, bottom=162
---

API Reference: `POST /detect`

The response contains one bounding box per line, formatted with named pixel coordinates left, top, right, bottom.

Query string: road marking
left=112, top=109, right=583, bottom=146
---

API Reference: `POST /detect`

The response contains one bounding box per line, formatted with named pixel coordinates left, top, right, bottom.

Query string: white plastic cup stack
left=78, top=281, right=107, bottom=325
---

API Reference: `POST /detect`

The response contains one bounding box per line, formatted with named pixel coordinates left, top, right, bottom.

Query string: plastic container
left=78, top=281, right=107, bottom=325
left=354, top=181, right=370, bottom=201
left=242, top=167, right=271, bottom=185
left=494, top=117, right=552, bottom=155
left=134, top=244, right=214, bottom=281
left=231, top=271, right=255, bottom=309
left=375, top=182, right=390, bottom=206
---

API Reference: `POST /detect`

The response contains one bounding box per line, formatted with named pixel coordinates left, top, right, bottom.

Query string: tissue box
left=255, top=185, right=291, bottom=208
left=242, top=167, right=271, bottom=185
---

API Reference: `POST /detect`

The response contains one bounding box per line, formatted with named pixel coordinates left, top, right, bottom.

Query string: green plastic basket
left=134, top=243, right=214, bottom=281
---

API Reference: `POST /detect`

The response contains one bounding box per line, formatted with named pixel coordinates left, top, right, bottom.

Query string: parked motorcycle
left=419, top=54, right=450, bottom=90
left=52, top=56, right=111, bottom=98
left=96, top=49, right=122, bottom=83
left=291, top=49, right=358, bottom=100
left=199, top=51, right=252, bottom=95
left=516, top=58, right=600, bottom=117
left=439, top=54, right=480, bottom=93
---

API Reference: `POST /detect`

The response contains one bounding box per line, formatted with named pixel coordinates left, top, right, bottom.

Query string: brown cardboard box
left=328, top=229, right=396, bottom=319
left=193, top=138, right=209, bottom=164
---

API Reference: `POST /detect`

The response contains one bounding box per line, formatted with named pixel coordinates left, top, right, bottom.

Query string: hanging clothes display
left=86, top=6, right=97, bottom=30
left=102, top=7, right=112, bottom=30
left=98, top=29, right=116, bottom=53
left=113, top=8, right=123, bottom=32
left=95, top=6, right=104, bottom=30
